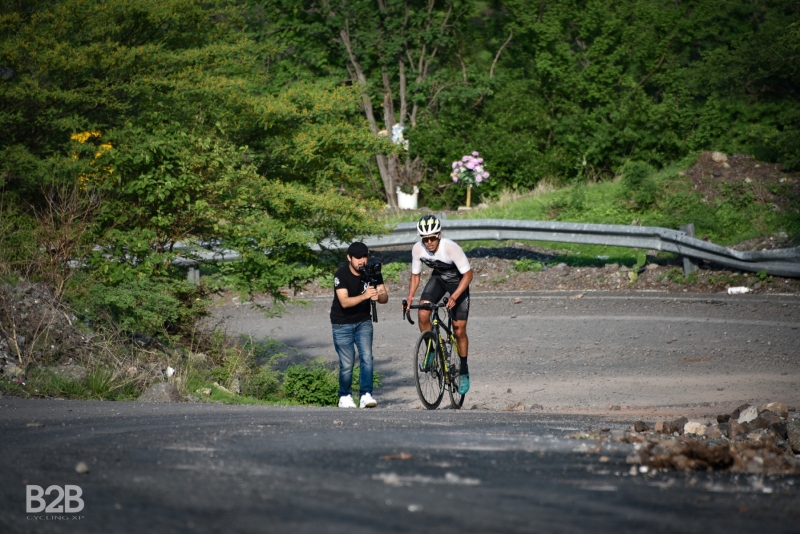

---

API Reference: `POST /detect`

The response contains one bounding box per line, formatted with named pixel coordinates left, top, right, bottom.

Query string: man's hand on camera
left=363, top=286, right=379, bottom=301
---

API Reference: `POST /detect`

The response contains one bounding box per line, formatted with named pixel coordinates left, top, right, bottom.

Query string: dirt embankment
left=297, top=242, right=800, bottom=298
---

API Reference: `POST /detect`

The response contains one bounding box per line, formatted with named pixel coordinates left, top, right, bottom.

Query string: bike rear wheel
left=414, top=331, right=444, bottom=410
left=445, top=339, right=465, bottom=409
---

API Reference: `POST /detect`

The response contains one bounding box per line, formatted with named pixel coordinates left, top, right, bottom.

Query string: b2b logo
left=26, top=485, right=84, bottom=513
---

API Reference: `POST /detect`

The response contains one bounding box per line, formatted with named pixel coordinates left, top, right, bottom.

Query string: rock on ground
left=137, top=383, right=181, bottom=403
left=48, top=364, right=88, bottom=382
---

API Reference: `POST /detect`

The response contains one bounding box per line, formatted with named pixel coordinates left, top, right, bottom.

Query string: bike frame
left=403, top=300, right=457, bottom=384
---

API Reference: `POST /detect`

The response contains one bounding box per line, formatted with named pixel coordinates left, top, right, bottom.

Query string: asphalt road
left=213, top=291, right=800, bottom=414
left=1, top=399, right=799, bottom=534
left=2, top=290, right=799, bottom=533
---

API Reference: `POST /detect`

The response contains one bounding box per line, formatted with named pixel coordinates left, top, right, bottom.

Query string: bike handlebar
left=402, top=299, right=449, bottom=325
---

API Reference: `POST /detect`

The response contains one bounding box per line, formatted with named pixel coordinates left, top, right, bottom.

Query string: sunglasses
left=422, top=235, right=439, bottom=243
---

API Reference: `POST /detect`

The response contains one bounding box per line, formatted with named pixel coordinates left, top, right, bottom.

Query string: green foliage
left=634, top=252, right=647, bottom=270
left=660, top=268, right=697, bottom=285
left=381, top=262, right=407, bottom=283
left=68, top=276, right=203, bottom=337
left=404, top=0, right=800, bottom=208
left=514, top=259, right=543, bottom=272
left=0, top=0, right=389, bottom=339
left=620, top=161, right=658, bottom=209
left=283, top=362, right=339, bottom=406
left=20, top=368, right=140, bottom=401
left=241, top=365, right=282, bottom=401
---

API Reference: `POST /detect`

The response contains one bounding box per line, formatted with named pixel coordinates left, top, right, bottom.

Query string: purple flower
left=465, top=162, right=475, bottom=170
left=462, top=156, right=469, bottom=162
left=476, top=176, right=482, bottom=183
left=472, top=151, right=479, bottom=157
left=477, top=158, right=483, bottom=163
left=451, top=161, right=458, bottom=169
left=452, top=176, right=458, bottom=182
left=484, top=172, right=490, bottom=178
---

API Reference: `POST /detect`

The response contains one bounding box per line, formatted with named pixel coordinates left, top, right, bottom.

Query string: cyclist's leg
left=450, top=286, right=470, bottom=362
left=418, top=276, right=445, bottom=332
left=452, top=319, right=468, bottom=361
left=331, top=323, right=356, bottom=397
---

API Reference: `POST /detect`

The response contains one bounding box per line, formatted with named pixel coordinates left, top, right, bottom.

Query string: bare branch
left=490, top=30, right=513, bottom=79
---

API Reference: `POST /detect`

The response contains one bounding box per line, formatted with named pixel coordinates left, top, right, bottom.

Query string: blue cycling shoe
left=457, top=374, right=470, bottom=395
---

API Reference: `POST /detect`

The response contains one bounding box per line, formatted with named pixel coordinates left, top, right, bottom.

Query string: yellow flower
left=70, top=132, right=114, bottom=186
left=70, top=131, right=102, bottom=143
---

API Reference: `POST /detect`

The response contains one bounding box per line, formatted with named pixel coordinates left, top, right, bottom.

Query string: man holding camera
left=330, top=242, right=388, bottom=408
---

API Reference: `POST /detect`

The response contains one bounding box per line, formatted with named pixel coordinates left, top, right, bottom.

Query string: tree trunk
left=339, top=23, right=398, bottom=207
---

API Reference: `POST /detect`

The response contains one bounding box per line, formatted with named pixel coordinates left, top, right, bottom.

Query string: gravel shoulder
left=211, top=288, right=800, bottom=420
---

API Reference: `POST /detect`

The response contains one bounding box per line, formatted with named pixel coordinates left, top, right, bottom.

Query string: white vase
left=396, top=186, right=419, bottom=210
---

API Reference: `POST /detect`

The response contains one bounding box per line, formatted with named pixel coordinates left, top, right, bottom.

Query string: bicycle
left=402, top=299, right=465, bottom=410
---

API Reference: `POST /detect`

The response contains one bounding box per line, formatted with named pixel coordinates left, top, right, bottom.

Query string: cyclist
left=403, top=215, right=473, bottom=394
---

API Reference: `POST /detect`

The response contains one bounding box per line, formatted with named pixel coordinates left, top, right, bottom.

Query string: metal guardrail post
left=187, top=266, right=200, bottom=286
left=679, top=223, right=698, bottom=277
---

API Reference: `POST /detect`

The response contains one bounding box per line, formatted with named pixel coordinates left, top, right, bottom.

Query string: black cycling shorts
left=420, top=276, right=470, bottom=321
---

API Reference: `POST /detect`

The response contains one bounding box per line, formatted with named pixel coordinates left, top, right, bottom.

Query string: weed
left=756, top=270, right=768, bottom=281
left=514, top=259, right=543, bottom=272
left=283, top=361, right=339, bottom=406
left=381, top=262, right=407, bottom=283
left=316, top=272, right=335, bottom=288
left=663, top=268, right=685, bottom=284
left=634, top=252, right=647, bottom=270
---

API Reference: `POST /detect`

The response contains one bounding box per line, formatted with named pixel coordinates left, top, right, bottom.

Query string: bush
left=241, top=366, right=282, bottom=401
left=514, top=259, right=543, bottom=272
left=620, top=161, right=658, bottom=209
left=283, top=362, right=339, bottom=406
left=68, top=276, right=204, bottom=338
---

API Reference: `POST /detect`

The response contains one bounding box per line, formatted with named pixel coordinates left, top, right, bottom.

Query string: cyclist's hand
left=445, top=296, right=457, bottom=309
left=403, top=298, right=413, bottom=313
left=363, top=287, right=379, bottom=301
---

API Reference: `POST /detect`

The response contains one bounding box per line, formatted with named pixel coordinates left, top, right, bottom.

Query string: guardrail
left=176, top=219, right=800, bottom=282
left=317, top=219, right=800, bottom=278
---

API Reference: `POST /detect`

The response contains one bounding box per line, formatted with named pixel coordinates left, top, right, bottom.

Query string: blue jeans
left=332, top=320, right=374, bottom=397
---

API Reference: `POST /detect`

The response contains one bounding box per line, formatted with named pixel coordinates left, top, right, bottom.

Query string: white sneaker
left=338, top=395, right=356, bottom=408
left=359, top=393, right=377, bottom=408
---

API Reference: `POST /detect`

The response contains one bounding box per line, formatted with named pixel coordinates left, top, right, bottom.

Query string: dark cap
left=347, top=242, right=369, bottom=258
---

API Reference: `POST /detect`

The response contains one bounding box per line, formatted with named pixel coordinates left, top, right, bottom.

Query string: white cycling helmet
left=416, top=215, right=442, bottom=236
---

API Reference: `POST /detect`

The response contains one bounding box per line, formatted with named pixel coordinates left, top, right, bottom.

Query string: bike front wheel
left=414, top=331, right=444, bottom=410
left=446, top=340, right=465, bottom=409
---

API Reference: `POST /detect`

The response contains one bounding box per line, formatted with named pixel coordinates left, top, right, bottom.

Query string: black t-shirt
left=329, top=265, right=384, bottom=324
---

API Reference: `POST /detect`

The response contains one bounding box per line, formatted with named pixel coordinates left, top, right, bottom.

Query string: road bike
left=402, top=300, right=465, bottom=410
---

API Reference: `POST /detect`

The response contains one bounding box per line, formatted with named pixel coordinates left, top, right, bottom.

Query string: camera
left=358, top=250, right=383, bottom=280
left=358, top=250, right=382, bottom=323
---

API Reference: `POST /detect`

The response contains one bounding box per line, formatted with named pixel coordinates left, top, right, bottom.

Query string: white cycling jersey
left=411, top=238, right=471, bottom=284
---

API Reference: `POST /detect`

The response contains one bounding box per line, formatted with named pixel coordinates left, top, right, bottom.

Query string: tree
left=0, top=0, right=386, bottom=333
left=257, top=0, right=484, bottom=205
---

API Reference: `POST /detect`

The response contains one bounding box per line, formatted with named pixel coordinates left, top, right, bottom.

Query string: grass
left=379, top=154, right=797, bottom=265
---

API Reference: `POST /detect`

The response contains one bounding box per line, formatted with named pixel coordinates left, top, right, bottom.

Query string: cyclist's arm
left=405, top=273, right=421, bottom=310
left=336, top=287, right=376, bottom=308
left=448, top=270, right=473, bottom=304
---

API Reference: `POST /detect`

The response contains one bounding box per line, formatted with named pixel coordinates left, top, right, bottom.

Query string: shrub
left=283, top=362, right=339, bottom=406
left=620, top=161, right=658, bottom=209
left=381, top=262, right=407, bottom=283
left=514, top=259, right=544, bottom=272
